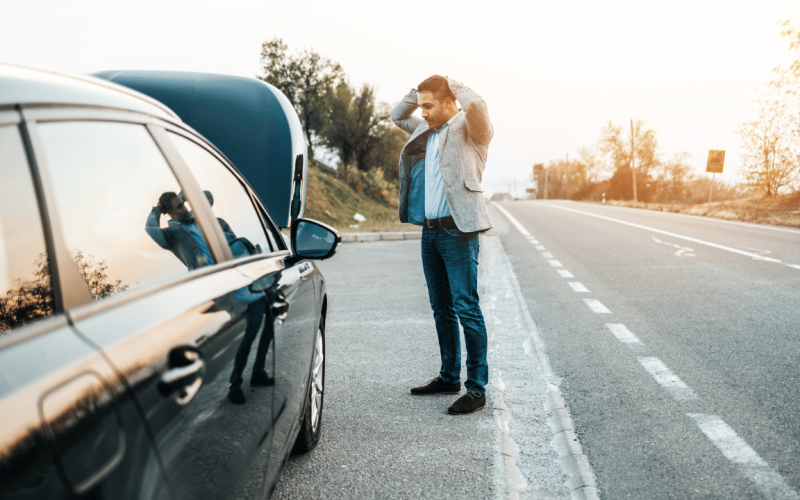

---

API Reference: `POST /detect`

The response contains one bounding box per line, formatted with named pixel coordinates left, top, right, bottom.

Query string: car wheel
left=292, top=316, right=325, bottom=454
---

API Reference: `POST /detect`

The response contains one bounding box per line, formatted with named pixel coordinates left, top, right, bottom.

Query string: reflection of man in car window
left=146, top=191, right=262, bottom=271
left=145, top=191, right=213, bottom=270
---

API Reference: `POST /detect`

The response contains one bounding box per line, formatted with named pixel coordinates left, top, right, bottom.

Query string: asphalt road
left=493, top=200, right=800, bottom=499
left=270, top=233, right=574, bottom=499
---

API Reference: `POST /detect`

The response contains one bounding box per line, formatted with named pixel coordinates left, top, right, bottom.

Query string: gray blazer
left=390, top=78, right=493, bottom=233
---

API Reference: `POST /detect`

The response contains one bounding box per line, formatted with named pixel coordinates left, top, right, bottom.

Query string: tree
left=258, top=38, right=344, bottom=151
left=72, top=250, right=129, bottom=300
left=736, top=10, right=800, bottom=196
left=322, top=81, right=387, bottom=178
left=598, top=120, right=659, bottom=201
left=653, top=152, right=694, bottom=202
left=738, top=99, right=799, bottom=196
left=0, top=253, right=54, bottom=334
left=0, top=250, right=128, bottom=335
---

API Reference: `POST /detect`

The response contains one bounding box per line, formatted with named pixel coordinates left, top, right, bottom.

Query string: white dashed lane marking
left=637, top=357, right=698, bottom=400
left=535, top=245, right=546, bottom=251
left=548, top=260, right=563, bottom=268
left=689, top=414, right=800, bottom=499
left=583, top=299, right=611, bottom=314
left=605, top=324, right=642, bottom=345
left=542, top=252, right=554, bottom=258
left=568, top=282, right=589, bottom=292
left=557, top=270, right=574, bottom=278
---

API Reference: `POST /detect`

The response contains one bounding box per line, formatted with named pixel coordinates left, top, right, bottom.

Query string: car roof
left=0, top=62, right=178, bottom=120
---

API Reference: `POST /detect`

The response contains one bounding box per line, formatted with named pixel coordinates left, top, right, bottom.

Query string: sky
left=2, top=0, right=795, bottom=197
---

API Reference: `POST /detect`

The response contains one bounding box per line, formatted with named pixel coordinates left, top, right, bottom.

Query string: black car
left=0, top=63, right=339, bottom=499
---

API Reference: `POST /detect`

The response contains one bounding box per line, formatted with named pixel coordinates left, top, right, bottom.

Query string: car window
left=167, top=132, right=278, bottom=257
left=0, top=126, right=55, bottom=336
left=37, top=121, right=212, bottom=301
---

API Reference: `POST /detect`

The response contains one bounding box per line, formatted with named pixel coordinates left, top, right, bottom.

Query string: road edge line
left=482, top=232, right=599, bottom=500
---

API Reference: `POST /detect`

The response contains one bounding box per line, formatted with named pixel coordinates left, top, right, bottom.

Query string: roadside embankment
left=603, top=192, right=800, bottom=228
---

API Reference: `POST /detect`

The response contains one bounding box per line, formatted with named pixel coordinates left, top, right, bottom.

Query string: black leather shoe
left=448, top=391, right=486, bottom=414
left=250, top=370, right=275, bottom=387
left=410, top=376, right=461, bottom=395
left=228, top=386, right=246, bottom=405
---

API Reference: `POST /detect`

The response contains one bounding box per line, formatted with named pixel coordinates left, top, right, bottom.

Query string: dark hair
left=417, top=75, right=456, bottom=104
left=158, top=192, right=180, bottom=214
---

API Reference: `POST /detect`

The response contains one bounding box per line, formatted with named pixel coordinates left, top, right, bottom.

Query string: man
left=390, top=75, right=493, bottom=415
left=146, top=191, right=273, bottom=405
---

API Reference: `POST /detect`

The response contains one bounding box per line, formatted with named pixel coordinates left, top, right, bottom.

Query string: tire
left=291, top=316, right=325, bottom=454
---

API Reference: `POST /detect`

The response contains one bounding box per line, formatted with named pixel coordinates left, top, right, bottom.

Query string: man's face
left=165, top=196, right=192, bottom=223
left=418, top=91, right=452, bottom=130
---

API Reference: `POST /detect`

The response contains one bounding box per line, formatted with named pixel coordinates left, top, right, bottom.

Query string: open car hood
left=92, top=70, right=307, bottom=227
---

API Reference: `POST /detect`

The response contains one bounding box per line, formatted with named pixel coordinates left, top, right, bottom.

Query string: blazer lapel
left=408, top=122, right=430, bottom=145
left=439, top=112, right=464, bottom=151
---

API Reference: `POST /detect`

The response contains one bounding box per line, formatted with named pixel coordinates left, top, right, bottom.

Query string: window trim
left=18, top=111, right=93, bottom=311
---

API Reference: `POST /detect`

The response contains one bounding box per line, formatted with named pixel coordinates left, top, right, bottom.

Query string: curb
left=489, top=229, right=600, bottom=500
left=340, top=231, right=421, bottom=242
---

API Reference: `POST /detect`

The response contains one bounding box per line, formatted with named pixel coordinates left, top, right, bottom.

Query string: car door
left=162, top=130, right=320, bottom=490
left=29, top=115, right=277, bottom=500
left=0, top=115, right=165, bottom=500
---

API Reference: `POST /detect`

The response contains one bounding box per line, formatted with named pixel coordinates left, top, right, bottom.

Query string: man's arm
left=447, top=78, right=493, bottom=146
left=390, top=89, right=425, bottom=135
left=145, top=206, right=170, bottom=249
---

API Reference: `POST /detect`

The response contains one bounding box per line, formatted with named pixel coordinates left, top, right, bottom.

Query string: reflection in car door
left=32, top=118, right=277, bottom=500
left=69, top=267, right=277, bottom=500
left=235, top=254, right=317, bottom=488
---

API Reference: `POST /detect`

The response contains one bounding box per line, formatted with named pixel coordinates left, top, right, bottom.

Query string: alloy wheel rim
left=310, top=328, right=324, bottom=433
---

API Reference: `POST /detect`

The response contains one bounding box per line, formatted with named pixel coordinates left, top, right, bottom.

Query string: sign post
left=706, top=150, right=725, bottom=211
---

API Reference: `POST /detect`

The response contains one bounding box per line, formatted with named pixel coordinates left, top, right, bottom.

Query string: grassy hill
left=302, top=162, right=420, bottom=233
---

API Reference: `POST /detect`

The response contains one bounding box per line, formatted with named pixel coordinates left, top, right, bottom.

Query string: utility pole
left=631, top=119, right=638, bottom=203
left=565, top=153, right=570, bottom=200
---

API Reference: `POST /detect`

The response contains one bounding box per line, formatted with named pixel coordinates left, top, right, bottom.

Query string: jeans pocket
left=442, top=227, right=468, bottom=238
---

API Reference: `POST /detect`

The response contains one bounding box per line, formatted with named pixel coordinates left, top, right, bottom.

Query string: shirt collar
left=433, top=109, right=462, bottom=133
left=168, top=215, right=197, bottom=226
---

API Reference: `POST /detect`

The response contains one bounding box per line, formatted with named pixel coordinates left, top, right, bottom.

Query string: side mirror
left=290, top=218, right=341, bottom=260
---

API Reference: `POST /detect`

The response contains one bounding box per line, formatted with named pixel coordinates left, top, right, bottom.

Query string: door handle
left=271, top=293, right=289, bottom=324
left=159, top=346, right=205, bottom=405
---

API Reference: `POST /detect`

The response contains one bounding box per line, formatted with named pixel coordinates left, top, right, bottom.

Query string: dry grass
left=303, top=164, right=422, bottom=234
left=605, top=192, right=800, bottom=228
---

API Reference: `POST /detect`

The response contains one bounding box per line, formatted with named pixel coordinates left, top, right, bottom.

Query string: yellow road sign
left=706, top=150, right=725, bottom=173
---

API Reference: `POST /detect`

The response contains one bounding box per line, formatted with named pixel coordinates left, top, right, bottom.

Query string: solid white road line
left=557, top=270, right=574, bottom=278
left=493, top=203, right=531, bottom=236
left=548, top=259, right=563, bottom=268
left=637, top=357, right=698, bottom=400
left=568, top=282, right=589, bottom=292
left=544, top=205, right=800, bottom=268
left=688, top=414, right=800, bottom=499
left=583, top=299, right=611, bottom=314
left=605, top=324, right=642, bottom=345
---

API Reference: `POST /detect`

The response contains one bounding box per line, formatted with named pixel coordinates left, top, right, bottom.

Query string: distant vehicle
left=0, top=63, right=339, bottom=499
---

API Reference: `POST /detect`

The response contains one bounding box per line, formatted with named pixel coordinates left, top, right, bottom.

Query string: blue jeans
left=421, top=225, right=488, bottom=395
left=229, top=297, right=273, bottom=387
